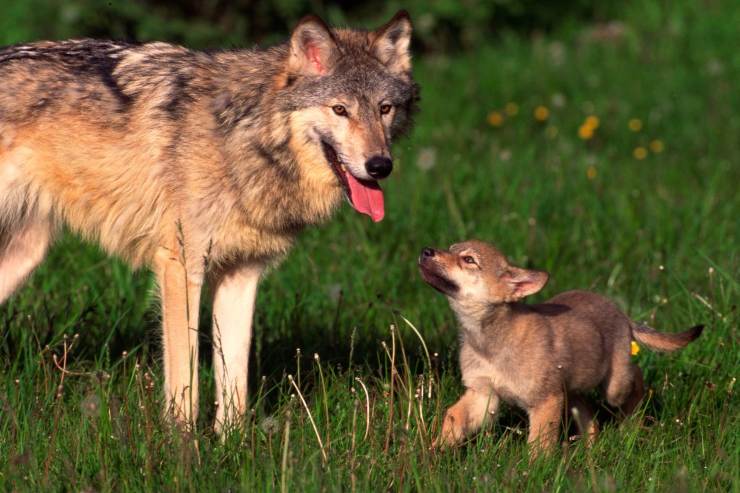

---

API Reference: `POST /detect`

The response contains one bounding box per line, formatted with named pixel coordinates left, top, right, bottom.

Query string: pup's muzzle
left=418, top=247, right=459, bottom=296
left=419, top=247, right=436, bottom=263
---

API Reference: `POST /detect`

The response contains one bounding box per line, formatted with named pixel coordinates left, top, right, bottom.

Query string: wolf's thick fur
left=0, top=12, right=418, bottom=428
left=419, top=240, right=703, bottom=457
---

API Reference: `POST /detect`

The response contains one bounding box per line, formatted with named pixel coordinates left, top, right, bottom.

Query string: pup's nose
left=421, top=247, right=435, bottom=258
left=365, top=156, right=393, bottom=179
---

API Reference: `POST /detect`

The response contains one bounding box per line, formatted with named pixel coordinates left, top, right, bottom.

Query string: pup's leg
left=567, top=394, right=598, bottom=446
left=211, top=262, right=264, bottom=433
left=154, top=247, right=202, bottom=428
left=0, top=218, right=52, bottom=303
left=604, top=341, right=634, bottom=408
left=435, top=389, right=500, bottom=448
left=527, top=393, right=564, bottom=458
left=618, top=365, right=645, bottom=417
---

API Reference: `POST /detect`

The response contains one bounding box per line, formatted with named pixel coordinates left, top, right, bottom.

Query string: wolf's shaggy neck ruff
left=203, top=47, right=344, bottom=266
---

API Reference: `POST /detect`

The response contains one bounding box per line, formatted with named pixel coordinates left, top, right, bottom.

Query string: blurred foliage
left=0, top=0, right=622, bottom=50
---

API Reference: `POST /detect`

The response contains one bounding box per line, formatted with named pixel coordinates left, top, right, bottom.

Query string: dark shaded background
left=2, top=0, right=620, bottom=50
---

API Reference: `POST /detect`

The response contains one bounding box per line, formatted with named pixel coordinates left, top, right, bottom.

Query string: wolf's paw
left=434, top=414, right=466, bottom=450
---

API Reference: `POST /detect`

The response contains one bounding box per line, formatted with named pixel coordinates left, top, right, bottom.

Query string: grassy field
left=1, top=1, right=738, bottom=491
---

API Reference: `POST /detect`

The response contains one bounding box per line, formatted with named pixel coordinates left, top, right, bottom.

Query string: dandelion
left=505, top=102, right=519, bottom=116
left=534, top=105, right=549, bottom=121
left=633, top=146, right=648, bottom=159
left=578, top=124, right=595, bottom=140
left=487, top=111, right=504, bottom=127
left=551, top=93, right=566, bottom=108
left=578, top=115, right=599, bottom=140
left=260, top=415, right=280, bottom=435
left=586, top=165, right=597, bottom=180
left=416, top=147, right=437, bottom=171
left=628, top=118, right=643, bottom=132
left=631, top=341, right=640, bottom=356
left=649, top=139, right=664, bottom=153
left=81, top=393, right=101, bottom=417
left=585, top=115, right=600, bottom=129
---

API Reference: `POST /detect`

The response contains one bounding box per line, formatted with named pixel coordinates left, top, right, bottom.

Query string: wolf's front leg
left=435, top=389, right=500, bottom=449
left=155, top=247, right=203, bottom=428
left=212, top=262, right=264, bottom=433
left=527, top=392, right=564, bottom=459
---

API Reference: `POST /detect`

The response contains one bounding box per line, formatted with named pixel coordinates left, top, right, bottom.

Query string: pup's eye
left=379, top=103, right=392, bottom=115
left=462, top=256, right=476, bottom=265
left=332, top=105, right=348, bottom=116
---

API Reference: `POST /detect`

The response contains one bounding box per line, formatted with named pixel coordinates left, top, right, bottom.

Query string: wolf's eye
left=379, top=103, right=392, bottom=115
left=462, top=256, right=476, bottom=265
left=332, top=105, right=348, bottom=116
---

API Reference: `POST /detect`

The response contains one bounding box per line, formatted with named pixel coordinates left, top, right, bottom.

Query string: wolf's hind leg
left=0, top=218, right=52, bottom=303
left=604, top=338, right=635, bottom=408
left=211, top=262, right=264, bottom=433
left=617, top=365, right=644, bottom=417
left=567, top=394, right=598, bottom=446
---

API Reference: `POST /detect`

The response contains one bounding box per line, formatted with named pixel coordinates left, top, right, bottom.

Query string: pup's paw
left=434, top=415, right=465, bottom=450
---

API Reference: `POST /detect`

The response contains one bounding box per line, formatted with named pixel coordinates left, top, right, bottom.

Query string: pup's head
left=280, top=11, right=418, bottom=222
left=418, top=240, right=549, bottom=305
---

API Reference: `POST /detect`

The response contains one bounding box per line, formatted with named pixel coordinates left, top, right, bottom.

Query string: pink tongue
left=344, top=170, right=385, bottom=222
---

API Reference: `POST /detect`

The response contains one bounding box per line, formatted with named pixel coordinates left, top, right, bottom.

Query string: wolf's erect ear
left=289, top=15, right=339, bottom=76
left=503, top=267, right=549, bottom=300
left=370, top=10, right=412, bottom=75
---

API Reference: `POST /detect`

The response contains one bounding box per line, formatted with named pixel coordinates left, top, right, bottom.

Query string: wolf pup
left=419, top=240, right=703, bottom=456
left=0, top=11, right=418, bottom=430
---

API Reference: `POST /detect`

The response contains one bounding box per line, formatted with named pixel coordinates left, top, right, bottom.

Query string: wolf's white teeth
left=340, top=164, right=346, bottom=172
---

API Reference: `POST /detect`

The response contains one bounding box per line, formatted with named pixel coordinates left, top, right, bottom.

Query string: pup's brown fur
left=419, top=240, right=703, bottom=456
left=0, top=12, right=418, bottom=430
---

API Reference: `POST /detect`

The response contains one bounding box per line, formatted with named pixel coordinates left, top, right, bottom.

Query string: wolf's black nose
left=421, top=247, right=435, bottom=258
left=366, top=156, right=393, bottom=179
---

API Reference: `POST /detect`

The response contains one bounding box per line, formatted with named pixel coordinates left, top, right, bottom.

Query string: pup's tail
left=632, top=323, right=704, bottom=353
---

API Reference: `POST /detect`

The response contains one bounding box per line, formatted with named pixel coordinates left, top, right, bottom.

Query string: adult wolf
left=0, top=11, right=418, bottom=429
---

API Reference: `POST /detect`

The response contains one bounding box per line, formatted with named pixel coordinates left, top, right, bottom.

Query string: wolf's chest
left=460, top=344, right=547, bottom=409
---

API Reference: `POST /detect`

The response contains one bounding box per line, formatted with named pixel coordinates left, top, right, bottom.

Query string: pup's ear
left=370, top=10, right=412, bottom=75
left=503, top=267, right=549, bottom=300
left=289, top=15, right=339, bottom=76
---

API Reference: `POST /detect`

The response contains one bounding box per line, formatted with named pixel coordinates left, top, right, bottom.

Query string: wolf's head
left=418, top=240, right=549, bottom=307
left=279, top=11, right=418, bottom=222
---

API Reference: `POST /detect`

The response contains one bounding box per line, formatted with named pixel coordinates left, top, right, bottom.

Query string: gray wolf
left=418, top=240, right=703, bottom=456
left=0, top=11, right=418, bottom=430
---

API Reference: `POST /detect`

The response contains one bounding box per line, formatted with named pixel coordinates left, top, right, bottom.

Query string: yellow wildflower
left=631, top=341, right=640, bottom=356
left=534, top=105, right=550, bottom=121
left=578, top=124, right=594, bottom=140
left=487, top=111, right=504, bottom=127
left=649, top=139, right=664, bottom=153
left=505, top=102, right=519, bottom=116
left=585, top=115, right=600, bottom=129
left=628, top=118, right=643, bottom=132
left=633, top=146, right=648, bottom=160
left=586, top=165, right=597, bottom=180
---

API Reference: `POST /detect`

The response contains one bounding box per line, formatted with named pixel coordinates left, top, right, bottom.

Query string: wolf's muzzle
left=365, top=156, right=393, bottom=179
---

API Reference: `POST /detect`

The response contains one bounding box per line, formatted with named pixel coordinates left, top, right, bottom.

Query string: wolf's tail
left=631, top=324, right=704, bottom=352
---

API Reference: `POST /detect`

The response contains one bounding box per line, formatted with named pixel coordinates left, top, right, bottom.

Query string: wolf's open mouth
left=321, top=141, right=385, bottom=222
left=419, top=263, right=459, bottom=295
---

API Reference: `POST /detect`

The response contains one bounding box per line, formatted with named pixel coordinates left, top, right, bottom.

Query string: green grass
left=1, top=1, right=738, bottom=491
